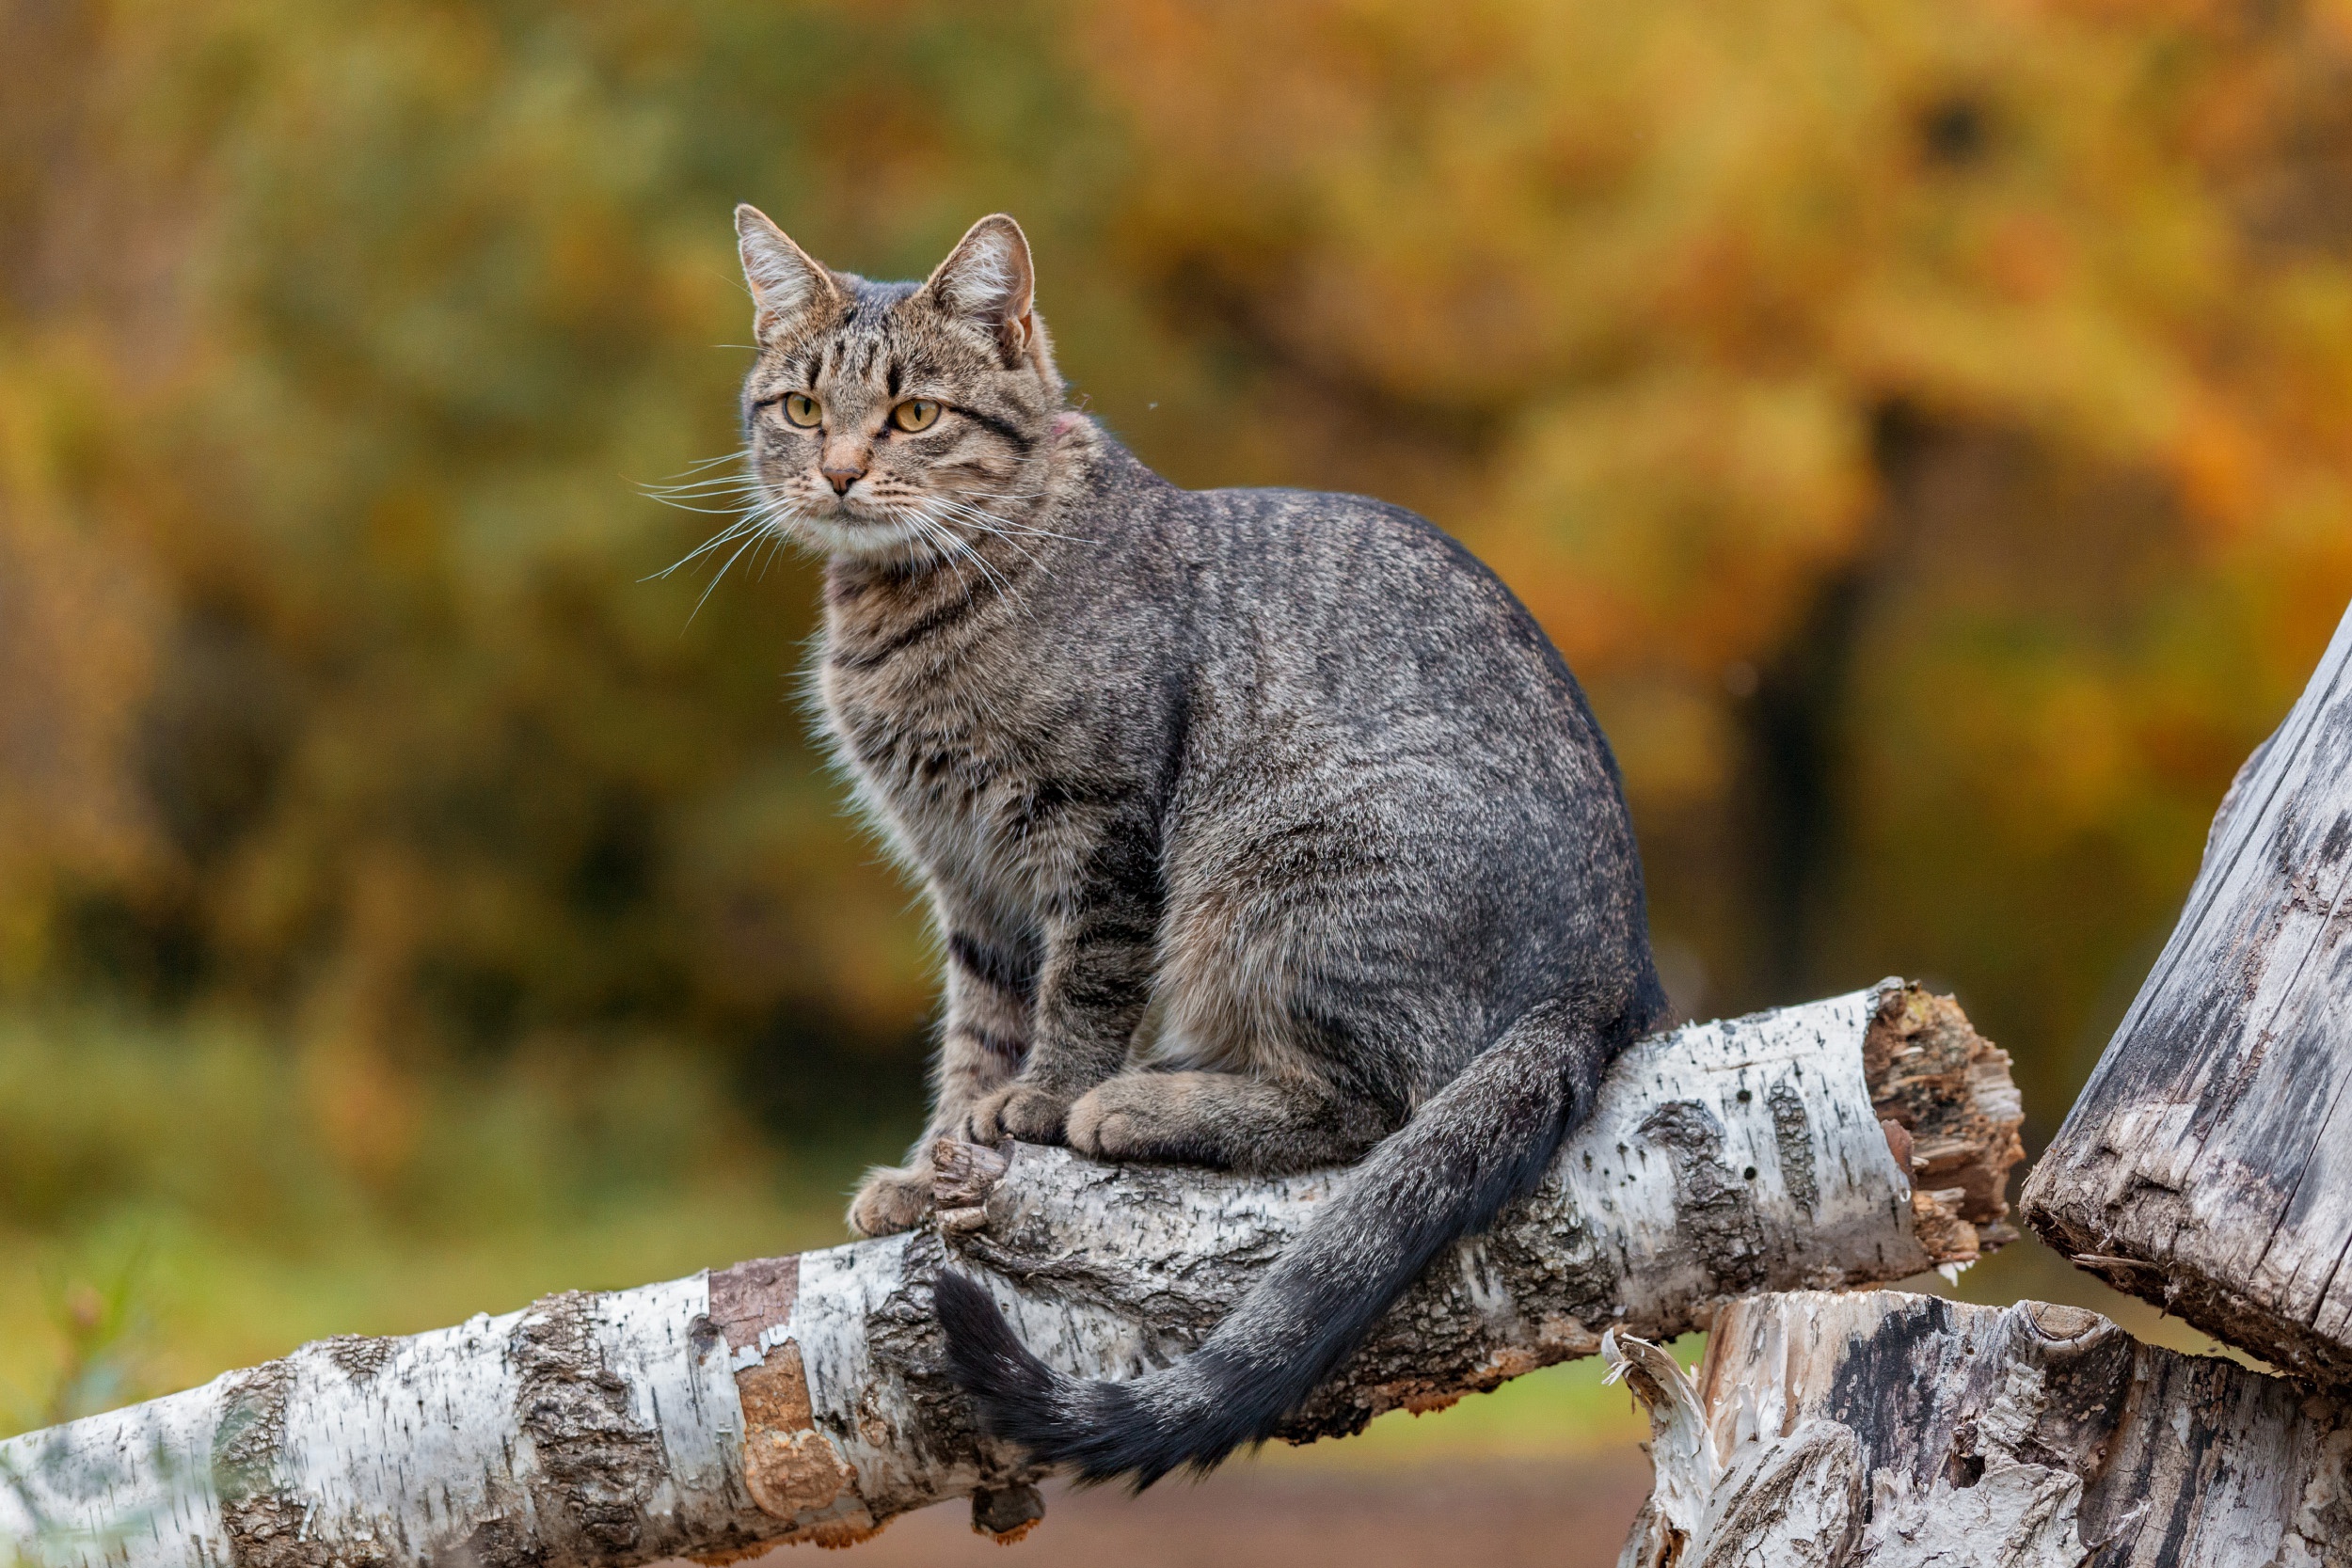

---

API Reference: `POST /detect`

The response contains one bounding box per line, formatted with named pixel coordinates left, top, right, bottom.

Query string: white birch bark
left=0, top=982, right=2019, bottom=1568
left=1612, top=1289, right=2352, bottom=1568
left=2023, top=595, right=2352, bottom=1387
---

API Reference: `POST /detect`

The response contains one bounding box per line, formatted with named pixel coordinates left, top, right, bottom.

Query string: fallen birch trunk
left=0, top=982, right=2020, bottom=1568
left=1611, top=1289, right=2352, bottom=1567
left=2023, top=596, right=2352, bottom=1389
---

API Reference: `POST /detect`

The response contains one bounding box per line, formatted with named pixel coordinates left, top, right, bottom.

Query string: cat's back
left=1134, top=470, right=1643, bottom=990
left=1152, top=477, right=1597, bottom=753
left=1074, top=438, right=1539, bottom=657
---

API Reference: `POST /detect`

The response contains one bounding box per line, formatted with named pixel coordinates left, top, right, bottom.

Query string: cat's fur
left=729, top=205, right=1664, bottom=1486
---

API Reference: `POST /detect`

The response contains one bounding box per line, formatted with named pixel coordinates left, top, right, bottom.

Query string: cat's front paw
left=962, top=1082, right=1072, bottom=1146
left=847, top=1163, right=933, bottom=1238
left=1067, top=1072, right=1218, bottom=1164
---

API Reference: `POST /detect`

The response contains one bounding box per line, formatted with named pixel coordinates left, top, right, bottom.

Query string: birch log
left=2022, top=597, right=2352, bottom=1388
left=1611, top=1290, right=2352, bottom=1567
left=0, top=982, right=2020, bottom=1568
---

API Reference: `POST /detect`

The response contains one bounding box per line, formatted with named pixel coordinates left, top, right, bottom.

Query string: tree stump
left=1612, top=1290, right=2352, bottom=1567
left=2023, top=599, right=2352, bottom=1387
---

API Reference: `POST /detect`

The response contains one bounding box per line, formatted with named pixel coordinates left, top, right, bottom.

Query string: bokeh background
left=8, top=0, right=2352, bottom=1553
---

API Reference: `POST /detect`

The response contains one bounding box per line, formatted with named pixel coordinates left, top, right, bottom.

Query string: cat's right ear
left=735, top=204, right=836, bottom=342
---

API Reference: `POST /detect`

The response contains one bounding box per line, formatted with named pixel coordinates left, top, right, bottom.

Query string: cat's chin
left=794, top=512, right=946, bottom=565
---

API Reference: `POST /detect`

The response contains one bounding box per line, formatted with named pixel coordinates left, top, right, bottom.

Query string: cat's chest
left=823, top=662, right=1017, bottom=815
left=817, top=624, right=1087, bottom=895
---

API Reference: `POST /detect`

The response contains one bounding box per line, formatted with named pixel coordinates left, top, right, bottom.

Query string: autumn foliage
left=7, top=0, right=2351, bottom=1146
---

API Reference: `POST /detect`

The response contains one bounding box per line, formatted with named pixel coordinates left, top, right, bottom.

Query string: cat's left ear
left=922, top=214, right=1037, bottom=366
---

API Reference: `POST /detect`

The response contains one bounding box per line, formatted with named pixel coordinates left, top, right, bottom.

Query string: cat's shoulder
left=1175, top=483, right=1497, bottom=583
left=1174, top=482, right=1443, bottom=546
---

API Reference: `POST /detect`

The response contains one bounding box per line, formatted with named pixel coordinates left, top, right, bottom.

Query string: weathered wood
left=1612, top=1290, right=2352, bottom=1567
left=2023, top=597, right=2352, bottom=1388
left=0, top=983, right=2020, bottom=1568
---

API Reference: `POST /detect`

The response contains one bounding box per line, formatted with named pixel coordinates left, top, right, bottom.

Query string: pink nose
left=822, top=463, right=865, bottom=495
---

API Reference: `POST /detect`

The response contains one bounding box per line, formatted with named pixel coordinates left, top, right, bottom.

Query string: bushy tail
left=932, top=999, right=1624, bottom=1488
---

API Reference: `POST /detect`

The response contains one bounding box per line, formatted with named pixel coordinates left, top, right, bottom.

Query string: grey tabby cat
left=728, top=204, right=1663, bottom=1486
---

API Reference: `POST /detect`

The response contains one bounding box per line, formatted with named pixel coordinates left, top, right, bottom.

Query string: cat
left=728, top=204, right=1664, bottom=1486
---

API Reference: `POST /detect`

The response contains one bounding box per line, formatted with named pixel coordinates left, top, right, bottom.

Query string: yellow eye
left=890, top=399, right=941, bottom=434
left=782, top=392, right=821, bottom=428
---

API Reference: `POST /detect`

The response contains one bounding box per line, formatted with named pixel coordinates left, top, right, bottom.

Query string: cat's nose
left=822, top=462, right=866, bottom=495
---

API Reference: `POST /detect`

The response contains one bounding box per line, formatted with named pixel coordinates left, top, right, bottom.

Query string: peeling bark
left=0, top=983, right=2018, bottom=1568
left=1613, top=1290, right=2352, bottom=1567
left=2024, top=597, right=2352, bottom=1389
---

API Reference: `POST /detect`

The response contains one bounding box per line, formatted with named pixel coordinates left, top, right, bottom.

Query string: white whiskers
left=632, top=447, right=1092, bottom=627
left=637, top=450, right=813, bottom=623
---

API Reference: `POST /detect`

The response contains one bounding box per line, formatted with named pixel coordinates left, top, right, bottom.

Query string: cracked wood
left=2024, top=595, right=2352, bottom=1388
left=1613, top=1290, right=2352, bottom=1567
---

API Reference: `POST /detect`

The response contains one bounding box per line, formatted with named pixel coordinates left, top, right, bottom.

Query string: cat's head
left=733, top=206, right=1067, bottom=562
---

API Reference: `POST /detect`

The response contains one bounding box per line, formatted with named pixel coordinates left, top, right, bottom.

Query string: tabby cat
left=728, top=204, right=1663, bottom=1486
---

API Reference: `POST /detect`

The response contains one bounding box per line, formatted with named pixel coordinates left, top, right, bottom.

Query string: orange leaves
left=7, top=0, right=2352, bottom=1115
left=1479, top=369, right=1873, bottom=674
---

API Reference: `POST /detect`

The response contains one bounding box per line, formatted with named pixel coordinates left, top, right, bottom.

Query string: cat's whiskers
left=635, top=449, right=761, bottom=506
left=644, top=492, right=807, bottom=602
left=639, top=448, right=815, bottom=592
left=914, top=497, right=1051, bottom=584
left=644, top=494, right=768, bottom=516
left=645, top=447, right=754, bottom=480
left=644, top=516, right=761, bottom=581
left=888, top=507, right=965, bottom=585
left=934, top=490, right=1095, bottom=546
left=922, top=505, right=1025, bottom=606
left=682, top=522, right=774, bottom=624
left=897, top=503, right=1019, bottom=602
left=644, top=473, right=765, bottom=493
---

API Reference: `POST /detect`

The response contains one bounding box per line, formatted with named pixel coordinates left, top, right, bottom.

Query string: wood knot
left=736, top=1338, right=875, bottom=1544
left=931, top=1137, right=1009, bottom=1234
left=970, top=1483, right=1045, bottom=1542
left=2020, top=1301, right=2108, bottom=1344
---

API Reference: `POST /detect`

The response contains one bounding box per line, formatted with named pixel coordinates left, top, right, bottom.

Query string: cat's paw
left=847, top=1163, right=934, bottom=1238
left=1067, top=1073, right=1216, bottom=1163
left=962, top=1082, right=1072, bottom=1146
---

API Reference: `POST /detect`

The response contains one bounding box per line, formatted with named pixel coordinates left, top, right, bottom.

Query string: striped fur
left=730, top=207, right=1664, bottom=1483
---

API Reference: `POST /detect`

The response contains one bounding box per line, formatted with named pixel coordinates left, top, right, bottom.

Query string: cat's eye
left=782, top=392, right=822, bottom=428
left=890, top=399, right=942, bottom=434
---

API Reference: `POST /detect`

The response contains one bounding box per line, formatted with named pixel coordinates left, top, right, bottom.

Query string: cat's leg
left=1065, top=1069, right=1399, bottom=1173
left=848, top=921, right=1035, bottom=1237
left=961, top=816, right=1158, bottom=1146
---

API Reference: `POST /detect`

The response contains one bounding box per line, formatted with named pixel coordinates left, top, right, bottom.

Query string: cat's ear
left=921, top=214, right=1036, bottom=365
left=735, top=204, right=837, bottom=342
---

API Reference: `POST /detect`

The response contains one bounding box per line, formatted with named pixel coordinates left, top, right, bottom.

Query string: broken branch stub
left=1613, top=1290, right=2352, bottom=1568
left=0, top=983, right=2020, bottom=1568
left=2024, top=596, right=2352, bottom=1387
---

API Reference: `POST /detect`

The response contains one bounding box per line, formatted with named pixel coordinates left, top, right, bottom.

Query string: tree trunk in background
left=2024, top=597, right=2352, bottom=1390
left=1737, top=555, right=1868, bottom=1001
left=1611, top=1290, right=2352, bottom=1568
left=1726, top=399, right=1934, bottom=1007
left=0, top=983, right=2021, bottom=1568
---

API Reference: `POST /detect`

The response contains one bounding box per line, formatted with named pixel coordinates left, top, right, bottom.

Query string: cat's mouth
left=828, top=495, right=893, bottom=526
left=797, top=485, right=875, bottom=524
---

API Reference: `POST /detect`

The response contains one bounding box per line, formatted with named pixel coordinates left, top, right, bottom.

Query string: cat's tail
left=931, top=996, right=1636, bottom=1489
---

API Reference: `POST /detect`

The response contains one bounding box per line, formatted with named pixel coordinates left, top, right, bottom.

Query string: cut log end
left=1861, top=981, right=2026, bottom=1268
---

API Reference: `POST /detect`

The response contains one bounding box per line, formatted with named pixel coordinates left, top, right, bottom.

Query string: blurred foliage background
left=6, top=0, right=2352, bottom=1442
